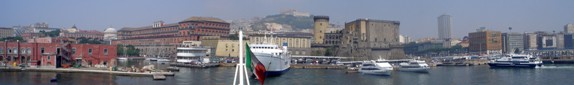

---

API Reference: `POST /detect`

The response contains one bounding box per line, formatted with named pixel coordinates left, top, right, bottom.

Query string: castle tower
left=313, top=16, right=329, bottom=44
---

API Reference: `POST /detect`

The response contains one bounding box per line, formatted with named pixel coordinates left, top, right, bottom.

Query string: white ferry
left=249, top=43, right=291, bottom=77
left=487, top=54, right=542, bottom=68
left=398, top=60, right=430, bottom=72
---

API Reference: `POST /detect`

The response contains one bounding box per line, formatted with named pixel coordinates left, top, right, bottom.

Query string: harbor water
left=2, top=60, right=574, bottom=85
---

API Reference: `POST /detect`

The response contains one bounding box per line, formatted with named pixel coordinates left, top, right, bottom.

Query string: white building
left=565, top=24, right=574, bottom=33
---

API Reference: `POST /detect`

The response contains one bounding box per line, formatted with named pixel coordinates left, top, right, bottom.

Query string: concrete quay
left=290, top=64, right=345, bottom=69
left=0, top=67, right=174, bottom=77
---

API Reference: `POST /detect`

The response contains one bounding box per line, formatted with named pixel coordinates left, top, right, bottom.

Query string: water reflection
left=3, top=60, right=574, bottom=85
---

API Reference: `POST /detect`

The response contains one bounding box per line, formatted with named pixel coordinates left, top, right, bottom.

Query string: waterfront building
left=0, top=27, right=15, bottom=39
left=565, top=24, right=574, bottom=34
left=324, top=30, right=342, bottom=46
left=468, top=29, right=502, bottom=54
left=537, top=32, right=558, bottom=50
left=215, top=40, right=243, bottom=57
left=399, top=35, right=413, bottom=44
left=443, top=39, right=461, bottom=48
left=249, top=32, right=313, bottom=56
left=113, top=17, right=230, bottom=57
left=502, top=32, right=525, bottom=53
left=103, top=28, right=118, bottom=40
left=338, top=18, right=405, bottom=60
left=565, top=34, right=574, bottom=49
left=0, top=41, right=116, bottom=67
left=524, top=33, right=538, bottom=51
left=60, top=25, right=104, bottom=40
left=438, top=14, right=452, bottom=40
left=313, top=16, right=329, bottom=44
left=556, top=33, right=565, bottom=49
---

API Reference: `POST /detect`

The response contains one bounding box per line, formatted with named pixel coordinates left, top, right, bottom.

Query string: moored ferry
left=248, top=43, right=291, bottom=77
left=488, top=54, right=542, bottom=68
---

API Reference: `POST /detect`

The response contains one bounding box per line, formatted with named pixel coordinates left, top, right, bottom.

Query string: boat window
left=363, top=64, right=375, bottom=66
left=361, top=68, right=380, bottom=70
left=375, top=61, right=387, bottom=63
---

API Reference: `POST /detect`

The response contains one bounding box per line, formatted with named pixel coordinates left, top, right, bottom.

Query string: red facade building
left=0, top=41, right=117, bottom=67
left=112, top=17, right=230, bottom=57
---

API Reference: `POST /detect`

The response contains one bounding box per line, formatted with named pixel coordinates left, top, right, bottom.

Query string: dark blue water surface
left=2, top=61, right=574, bottom=85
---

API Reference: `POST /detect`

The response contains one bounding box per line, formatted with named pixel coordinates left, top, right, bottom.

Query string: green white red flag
left=245, top=44, right=266, bottom=85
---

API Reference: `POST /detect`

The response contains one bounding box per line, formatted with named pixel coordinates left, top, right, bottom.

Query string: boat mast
left=233, top=30, right=250, bottom=85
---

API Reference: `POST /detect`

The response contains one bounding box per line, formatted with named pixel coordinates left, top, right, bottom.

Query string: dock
left=290, top=64, right=345, bottom=69
left=169, top=63, right=219, bottom=68
left=0, top=67, right=174, bottom=77
left=219, top=63, right=237, bottom=67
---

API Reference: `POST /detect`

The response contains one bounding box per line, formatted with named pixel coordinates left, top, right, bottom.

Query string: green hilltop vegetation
left=251, top=14, right=314, bottom=31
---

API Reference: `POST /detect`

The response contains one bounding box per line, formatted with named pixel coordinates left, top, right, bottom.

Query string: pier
left=169, top=63, right=220, bottom=68
left=0, top=67, right=174, bottom=77
left=290, top=64, right=345, bottom=69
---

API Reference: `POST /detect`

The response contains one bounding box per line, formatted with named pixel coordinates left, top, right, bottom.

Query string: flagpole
left=234, top=30, right=250, bottom=85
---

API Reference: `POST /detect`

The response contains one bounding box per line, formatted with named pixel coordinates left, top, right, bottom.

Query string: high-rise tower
left=438, top=14, right=452, bottom=40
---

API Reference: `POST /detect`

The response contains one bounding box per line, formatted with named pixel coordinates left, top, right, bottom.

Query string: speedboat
left=488, top=54, right=542, bottom=68
left=117, top=57, right=128, bottom=61
left=398, top=60, right=430, bottom=72
left=146, top=57, right=158, bottom=61
left=358, top=60, right=393, bottom=76
left=157, top=58, right=170, bottom=62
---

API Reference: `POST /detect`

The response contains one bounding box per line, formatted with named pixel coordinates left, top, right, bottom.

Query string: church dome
left=104, top=28, right=117, bottom=33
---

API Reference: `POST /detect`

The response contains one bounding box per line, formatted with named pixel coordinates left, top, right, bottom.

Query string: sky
left=1, top=0, right=574, bottom=39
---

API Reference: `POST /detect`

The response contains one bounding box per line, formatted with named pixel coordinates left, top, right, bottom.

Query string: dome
left=104, top=28, right=117, bottom=33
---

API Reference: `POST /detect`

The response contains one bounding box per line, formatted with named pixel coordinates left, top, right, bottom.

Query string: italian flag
left=245, top=44, right=266, bottom=85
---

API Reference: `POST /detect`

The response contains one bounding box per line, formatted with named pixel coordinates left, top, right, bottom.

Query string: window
left=41, top=48, right=45, bottom=53
left=72, top=48, right=76, bottom=54
left=88, top=49, right=93, bottom=55
left=104, top=49, right=108, bottom=55
left=0, top=48, right=2, bottom=54
left=26, top=48, right=31, bottom=54
left=56, top=48, right=60, bottom=54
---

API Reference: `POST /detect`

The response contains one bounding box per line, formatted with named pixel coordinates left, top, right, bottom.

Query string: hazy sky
left=1, top=0, right=573, bottom=39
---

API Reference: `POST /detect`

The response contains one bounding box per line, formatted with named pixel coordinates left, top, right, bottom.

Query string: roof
left=181, top=17, right=227, bottom=23
left=119, top=23, right=179, bottom=31
left=0, top=27, right=12, bottom=30
left=249, top=32, right=313, bottom=38
left=352, top=18, right=400, bottom=25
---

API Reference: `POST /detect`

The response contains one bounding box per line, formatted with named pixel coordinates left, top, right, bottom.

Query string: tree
left=77, top=37, right=104, bottom=44
left=117, top=44, right=125, bottom=56
left=0, top=36, right=26, bottom=42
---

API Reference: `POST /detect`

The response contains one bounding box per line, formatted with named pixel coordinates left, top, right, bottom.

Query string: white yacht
left=175, top=46, right=208, bottom=64
left=488, top=54, right=542, bottom=68
left=117, top=57, right=128, bottom=61
left=157, top=58, right=171, bottom=62
left=398, top=60, right=430, bottom=72
left=249, top=43, right=291, bottom=77
left=147, top=57, right=158, bottom=61
left=358, top=59, right=394, bottom=76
